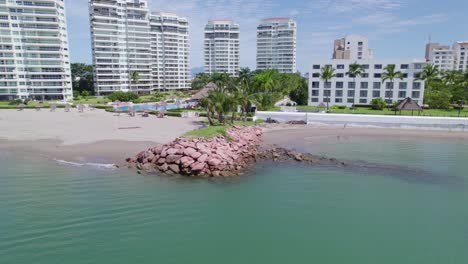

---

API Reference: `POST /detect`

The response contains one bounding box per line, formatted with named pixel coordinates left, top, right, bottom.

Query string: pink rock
left=166, top=154, right=182, bottom=164
left=208, top=158, right=221, bottom=166
left=157, top=158, right=166, bottom=165
left=190, top=151, right=202, bottom=159
left=169, top=164, right=180, bottom=173
left=160, top=149, right=167, bottom=158
left=159, top=163, right=169, bottom=171
left=180, top=156, right=195, bottom=168
left=166, top=148, right=178, bottom=155
left=190, top=162, right=205, bottom=172
left=183, top=147, right=196, bottom=156
left=197, top=154, right=208, bottom=163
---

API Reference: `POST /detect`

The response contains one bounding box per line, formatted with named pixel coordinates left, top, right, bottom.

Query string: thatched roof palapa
left=394, top=97, right=422, bottom=111
left=191, top=82, right=217, bottom=100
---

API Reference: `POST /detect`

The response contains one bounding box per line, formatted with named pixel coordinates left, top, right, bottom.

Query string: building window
left=402, top=73, right=408, bottom=78
left=362, top=73, right=369, bottom=78
left=336, top=82, right=344, bottom=89
left=414, top=64, right=423, bottom=69
left=324, top=82, right=331, bottom=88
left=398, top=91, right=406, bottom=98
left=360, top=82, right=368, bottom=89
left=360, top=91, right=368, bottom=97
left=348, top=82, right=355, bottom=89
left=347, top=98, right=354, bottom=103
left=313, top=65, right=320, bottom=69
left=362, top=64, right=369, bottom=69
left=373, top=82, right=381, bottom=89
left=324, top=90, right=331, bottom=96
left=312, top=73, right=320, bottom=77
left=324, top=98, right=330, bottom=102
left=336, top=73, right=344, bottom=78
left=311, top=98, right=319, bottom=102
left=374, top=73, right=381, bottom=78
left=386, top=82, right=394, bottom=89
left=385, top=91, right=393, bottom=98
left=312, top=82, right=319, bottom=88
left=399, top=82, right=407, bottom=89
left=335, top=98, right=342, bottom=103
left=347, top=90, right=355, bottom=97
left=413, top=82, right=421, bottom=89
left=358, top=41, right=363, bottom=45
left=335, top=90, right=343, bottom=97
left=412, top=91, right=420, bottom=98
left=359, top=99, right=367, bottom=104
left=400, top=64, right=409, bottom=69
left=372, top=91, right=380, bottom=97
left=311, top=90, right=319, bottom=96
left=337, top=64, right=344, bottom=69
left=374, top=64, right=382, bottom=69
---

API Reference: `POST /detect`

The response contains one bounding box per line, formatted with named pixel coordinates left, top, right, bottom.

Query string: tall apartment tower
left=150, top=12, right=190, bottom=90
left=89, top=0, right=152, bottom=95
left=204, top=20, right=240, bottom=76
left=453, top=41, right=468, bottom=71
left=425, top=42, right=454, bottom=71
left=256, top=17, right=297, bottom=73
left=0, top=0, right=72, bottom=100
left=333, top=34, right=373, bottom=60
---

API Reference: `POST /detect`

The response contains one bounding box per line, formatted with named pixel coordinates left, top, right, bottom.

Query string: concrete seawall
left=255, top=111, right=468, bottom=131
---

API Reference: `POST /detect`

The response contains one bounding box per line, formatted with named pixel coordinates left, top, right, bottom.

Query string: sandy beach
left=0, top=109, right=202, bottom=163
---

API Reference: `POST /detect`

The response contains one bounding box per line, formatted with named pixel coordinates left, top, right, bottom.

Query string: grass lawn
left=297, top=105, right=468, bottom=118
left=184, top=120, right=264, bottom=138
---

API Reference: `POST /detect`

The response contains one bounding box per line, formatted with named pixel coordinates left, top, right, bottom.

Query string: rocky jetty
left=126, top=126, right=262, bottom=177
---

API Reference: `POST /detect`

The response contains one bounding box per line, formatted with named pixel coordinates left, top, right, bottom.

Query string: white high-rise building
left=204, top=20, right=240, bottom=76
left=425, top=42, right=455, bottom=71
left=150, top=12, right=190, bottom=90
left=333, top=34, right=374, bottom=60
left=453, top=41, right=468, bottom=71
left=425, top=41, right=468, bottom=71
left=0, top=0, right=72, bottom=100
left=89, top=0, right=152, bottom=95
left=256, top=17, right=296, bottom=73
left=309, top=59, right=426, bottom=107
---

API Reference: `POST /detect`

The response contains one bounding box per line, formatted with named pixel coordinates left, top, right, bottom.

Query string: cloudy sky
left=67, top=0, right=468, bottom=73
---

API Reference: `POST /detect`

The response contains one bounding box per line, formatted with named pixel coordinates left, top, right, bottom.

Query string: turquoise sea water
left=1, top=136, right=468, bottom=263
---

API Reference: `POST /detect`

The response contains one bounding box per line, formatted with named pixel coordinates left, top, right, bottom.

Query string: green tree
left=418, top=64, right=440, bottom=92
left=289, top=76, right=308, bottom=105
left=71, top=63, right=94, bottom=96
left=346, top=62, right=366, bottom=109
left=370, top=97, right=386, bottom=110
left=191, top=73, right=211, bottom=90
left=381, top=64, right=404, bottom=110
left=319, top=65, right=336, bottom=111
left=130, top=71, right=140, bottom=94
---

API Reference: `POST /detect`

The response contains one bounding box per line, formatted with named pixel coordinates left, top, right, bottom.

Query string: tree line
left=192, top=68, right=308, bottom=125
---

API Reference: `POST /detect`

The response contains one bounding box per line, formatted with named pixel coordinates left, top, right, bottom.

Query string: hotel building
left=0, top=0, right=72, bottom=100
left=425, top=41, right=468, bottom=71
left=203, top=20, right=240, bottom=76
left=333, top=34, right=373, bottom=60
left=149, top=12, right=190, bottom=90
left=256, top=17, right=296, bottom=73
left=308, top=60, right=426, bottom=107
left=89, top=0, right=152, bottom=95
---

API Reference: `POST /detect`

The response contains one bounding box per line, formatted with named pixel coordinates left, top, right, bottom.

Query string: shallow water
left=1, top=136, right=467, bottom=263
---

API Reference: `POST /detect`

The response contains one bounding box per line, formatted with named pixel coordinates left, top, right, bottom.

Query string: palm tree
left=199, top=97, right=214, bottom=126
left=346, top=62, right=366, bottom=110
left=319, top=65, right=336, bottom=111
left=418, top=64, right=440, bottom=91
left=381, top=64, right=403, bottom=110
left=441, top=70, right=462, bottom=85
left=130, top=71, right=140, bottom=94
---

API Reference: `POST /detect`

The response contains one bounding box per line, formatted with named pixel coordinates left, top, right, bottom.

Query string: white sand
left=0, top=109, right=202, bottom=145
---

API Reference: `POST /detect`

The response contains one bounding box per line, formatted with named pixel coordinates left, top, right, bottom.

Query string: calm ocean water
left=1, top=136, right=467, bottom=263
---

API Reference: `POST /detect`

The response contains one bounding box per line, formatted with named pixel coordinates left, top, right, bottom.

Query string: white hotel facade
left=203, top=20, right=240, bottom=76
left=0, top=0, right=72, bottom=100
left=256, top=17, right=296, bottom=73
left=308, top=60, right=426, bottom=107
left=425, top=41, right=468, bottom=71
left=89, top=0, right=190, bottom=94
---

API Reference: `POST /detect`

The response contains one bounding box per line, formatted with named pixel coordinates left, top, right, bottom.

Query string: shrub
left=370, top=98, right=386, bottom=110
left=8, top=99, right=23, bottom=105
left=81, top=90, right=91, bottom=97
left=107, top=91, right=139, bottom=102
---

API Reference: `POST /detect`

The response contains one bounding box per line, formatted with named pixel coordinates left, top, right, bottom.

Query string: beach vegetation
left=346, top=62, right=366, bottom=109
left=107, top=91, right=139, bottom=102
left=71, top=63, right=94, bottom=96
left=370, top=97, right=387, bottom=110
left=381, top=64, right=404, bottom=109
left=319, top=65, right=336, bottom=111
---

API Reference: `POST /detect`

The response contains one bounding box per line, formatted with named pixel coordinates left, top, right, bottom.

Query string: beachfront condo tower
left=204, top=20, right=240, bottom=76
left=0, top=0, right=72, bottom=100
left=333, top=34, right=374, bottom=60
left=150, top=12, right=190, bottom=90
left=425, top=41, right=468, bottom=71
left=308, top=59, right=426, bottom=107
left=256, top=17, right=296, bottom=73
left=89, top=0, right=152, bottom=95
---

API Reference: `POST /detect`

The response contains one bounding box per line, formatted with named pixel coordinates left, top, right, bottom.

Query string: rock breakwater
left=125, top=126, right=262, bottom=177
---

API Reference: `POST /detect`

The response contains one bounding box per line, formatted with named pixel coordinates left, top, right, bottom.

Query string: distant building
left=256, top=17, right=297, bottom=73
left=309, top=59, right=426, bottom=107
left=0, top=0, right=72, bottom=100
left=425, top=41, right=468, bottom=71
left=333, top=34, right=373, bottom=60
left=204, top=20, right=240, bottom=76
left=150, top=12, right=190, bottom=90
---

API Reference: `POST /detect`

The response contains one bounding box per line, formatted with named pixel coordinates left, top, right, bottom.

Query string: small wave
left=53, top=159, right=116, bottom=169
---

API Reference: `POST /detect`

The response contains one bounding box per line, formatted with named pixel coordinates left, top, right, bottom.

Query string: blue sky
left=67, top=0, right=468, bottom=73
